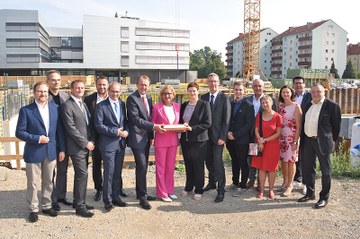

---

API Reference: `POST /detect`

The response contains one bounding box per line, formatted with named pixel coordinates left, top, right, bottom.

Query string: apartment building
left=0, top=9, right=190, bottom=83
left=347, top=43, right=360, bottom=73
left=271, top=19, right=347, bottom=79
left=225, top=28, right=278, bottom=79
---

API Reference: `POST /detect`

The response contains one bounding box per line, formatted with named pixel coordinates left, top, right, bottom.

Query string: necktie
left=210, top=95, right=214, bottom=109
left=79, top=101, right=89, bottom=125
left=142, top=96, right=149, bottom=116
left=114, top=102, right=120, bottom=123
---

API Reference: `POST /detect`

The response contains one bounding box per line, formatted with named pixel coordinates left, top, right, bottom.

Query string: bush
left=331, top=141, right=360, bottom=179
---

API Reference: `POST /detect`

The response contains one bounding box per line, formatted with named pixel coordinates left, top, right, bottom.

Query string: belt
left=307, top=136, right=318, bottom=139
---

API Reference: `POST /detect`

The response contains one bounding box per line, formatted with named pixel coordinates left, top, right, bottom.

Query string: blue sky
left=2, top=0, right=359, bottom=58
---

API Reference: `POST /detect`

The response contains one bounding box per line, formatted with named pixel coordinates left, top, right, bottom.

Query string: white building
left=0, top=9, right=190, bottom=83
left=271, top=19, right=347, bottom=79
left=226, top=28, right=278, bottom=79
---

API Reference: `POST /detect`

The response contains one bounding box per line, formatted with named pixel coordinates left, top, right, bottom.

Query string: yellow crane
left=242, top=0, right=267, bottom=81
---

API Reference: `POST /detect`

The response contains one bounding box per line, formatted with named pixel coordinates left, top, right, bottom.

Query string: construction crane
left=242, top=0, right=267, bottom=81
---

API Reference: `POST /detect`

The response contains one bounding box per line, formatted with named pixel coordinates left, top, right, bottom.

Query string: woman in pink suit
left=152, top=85, right=180, bottom=202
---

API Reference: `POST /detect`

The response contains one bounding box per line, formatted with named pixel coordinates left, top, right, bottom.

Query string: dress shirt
left=96, top=93, right=108, bottom=104
left=35, top=100, right=50, bottom=136
left=304, top=97, right=325, bottom=137
left=252, top=94, right=264, bottom=116
left=109, top=98, right=120, bottom=123
left=295, top=92, right=305, bottom=105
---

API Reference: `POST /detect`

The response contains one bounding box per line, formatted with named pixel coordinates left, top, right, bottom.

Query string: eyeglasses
left=162, top=92, right=173, bottom=95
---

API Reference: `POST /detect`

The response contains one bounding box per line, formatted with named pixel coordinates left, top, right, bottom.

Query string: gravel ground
left=0, top=164, right=359, bottom=239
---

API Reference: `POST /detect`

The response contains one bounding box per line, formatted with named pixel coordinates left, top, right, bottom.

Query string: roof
left=227, top=28, right=271, bottom=44
left=274, top=20, right=328, bottom=39
left=347, top=43, right=360, bottom=55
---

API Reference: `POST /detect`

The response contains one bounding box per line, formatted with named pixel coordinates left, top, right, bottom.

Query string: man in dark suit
left=292, top=76, right=312, bottom=193
left=126, top=75, right=164, bottom=210
left=84, top=76, right=113, bottom=202
left=297, top=83, right=341, bottom=209
left=201, top=72, right=231, bottom=203
left=243, top=78, right=278, bottom=189
left=46, top=70, right=72, bottom=211
left=61, top=80, right=95, bottom=218
left=16, top=81, right=65, bottom=222
left=226, top=82, right=255, bottom=197
left=94, top=82, right=128, bottom=211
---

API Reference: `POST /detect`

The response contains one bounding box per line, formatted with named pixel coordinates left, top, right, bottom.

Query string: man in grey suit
left=201, top=72, right=231, bottom=203
left=61, top=80, right=95, bottom=218
left=126, top=75, right=164, bottom=210
left=94, top=82, right=128, bottom=211
left=244, top=78, right=278, bottom=189
left=46, top=70, right=72, bottom=211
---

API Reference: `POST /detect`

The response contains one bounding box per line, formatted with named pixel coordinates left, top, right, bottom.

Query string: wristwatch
left=294, top=141, right=298, bottom=145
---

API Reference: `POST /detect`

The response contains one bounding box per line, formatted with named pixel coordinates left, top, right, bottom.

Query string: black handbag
left=248, top=113, right=263, bottom=156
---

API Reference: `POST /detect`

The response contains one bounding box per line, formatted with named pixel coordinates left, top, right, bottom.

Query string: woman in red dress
left=252, top=95, right=282, bottom=199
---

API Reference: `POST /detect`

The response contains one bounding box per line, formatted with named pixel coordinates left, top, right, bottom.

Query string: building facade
left=271, top=19, right=347, bottom=79
left=0, top=9, right=190, bottom=83
left=225, top=28, right=278, bottom=79
left=347, top=43, right=360, bottom=73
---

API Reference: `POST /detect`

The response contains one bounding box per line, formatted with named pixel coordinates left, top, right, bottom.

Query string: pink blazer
left=152, top=102, right=180, bottom=147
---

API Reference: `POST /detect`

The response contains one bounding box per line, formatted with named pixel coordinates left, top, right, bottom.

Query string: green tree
left=342, top=60, right=356, bottom=79
left=189, top=46, right=226, bottom=79
left=330, top=61, right=340, bottom=79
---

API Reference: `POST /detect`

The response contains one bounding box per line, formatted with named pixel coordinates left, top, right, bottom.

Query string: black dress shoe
left=297, top=195, right=316, bottom=202
left=246, top=180, right=255, bottom=189
left=28, top=212, right=38, bottom=223
left=94, top=190, right=102, bottom=201
left=146, top=195, right=157, bottom=201
left=203, top=184, right=216, bottom=192
left=76, top=208, right=94, bottom=218
left=72, top=204, right=94, bottom=210
left=139, top=200, right=152, bottom=210
left=58, top=198, right=73, bottom=206
left=52, top=202, right=60, bottom=212
left=42, top=208, right=59, bottom=217
left=120, top=189, right=129, bottom=197
left=315, top=199, right=328, bottom=209
left=104, top=203, right=114, bottom=212
left=214, top=193, right=224, bottom=203
left=112, top=199, right=127, bottom=207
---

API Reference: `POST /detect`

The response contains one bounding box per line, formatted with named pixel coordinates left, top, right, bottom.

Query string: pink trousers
left=154, top=146, right=177, bottom=198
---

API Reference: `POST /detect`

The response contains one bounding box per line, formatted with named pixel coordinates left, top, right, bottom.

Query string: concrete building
left=0, top=9, right=190, bottom=83
left=225, top=28, right=278, bottom=79
left=347, top=43, right=360, bottom=73
left=271, top=19, right=347, bottom=79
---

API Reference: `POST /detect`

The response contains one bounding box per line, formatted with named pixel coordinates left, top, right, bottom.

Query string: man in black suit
left=292, top=76, right=312, bottom=193
left=84, top=76, right=128, bottom=201
left=61, top=80, right=95, bottom=218
left=297, top=84, right=341, bottom=209
left=226, top=82, right=255, bottom=197
left=94, top=82, right=128, bottom=211
left=126, top=75, right=164, bottom=210
left=243, top=78, right=278, bottom=189
left=46, top=70, right=72, bottom=211
left=201, top=73, right=231, bottom=203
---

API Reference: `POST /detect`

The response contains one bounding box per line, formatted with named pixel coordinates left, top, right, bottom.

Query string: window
left=121, top=27, right=129, bottom=38
left=7, top=54, right=40, bottom=63
left=325, top=49, right=328, bottom=53
left=121, top=56, right=129, bottom=66
left=135, top=28, right=190, bottom=38
left=332, top=49, right=335, bottom=53
left=121, top=41, right=129, bottom=53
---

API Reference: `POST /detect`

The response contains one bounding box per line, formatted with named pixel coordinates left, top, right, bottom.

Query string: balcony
left=271, top=71, right=282, bottom=75
left=271, top=63, right=282, bottom=67
left=226, top=46, right=233, bottom=50
left=299, top=36, right=312, bottom=41
left=272, top=56, right=282, bottom=60
left=272, top=49, right=282, bottom=53
left=298, top=61, right=311, bottom=66
left=272, top=41, right=282, bottom=46
left=298, top=45, right=311, bottom=50
left=298, top=53, right=311, bottom=58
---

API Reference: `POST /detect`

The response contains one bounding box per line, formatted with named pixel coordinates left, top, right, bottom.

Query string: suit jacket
left=152, top=102, right=180, bottom=147
left=228, top=98, right=255, bottom=144
left=299, top=91, right=312, bottom=114
left=302, top=98, right=341, bottom=155
left=201, top=92, right=231, bottom=144
left=180, top=100, right=212, bottom=142
left=48, top=90, right=69, bottom=105
left=126, top=91, right=154, bottom=149
left=61, top=96, right=93, bottom=156
left=15, top=102, right=65, bottom=163
left=94, top=98, right=128, bottom=150
left=84, top=92, right=104, bottom=142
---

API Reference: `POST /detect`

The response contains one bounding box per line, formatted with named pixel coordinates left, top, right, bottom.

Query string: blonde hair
left=159, top=85, right=176, bottom=103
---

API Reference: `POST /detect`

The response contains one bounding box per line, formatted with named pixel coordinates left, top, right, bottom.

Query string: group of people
left=15, top=70, right=341, bottom=223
